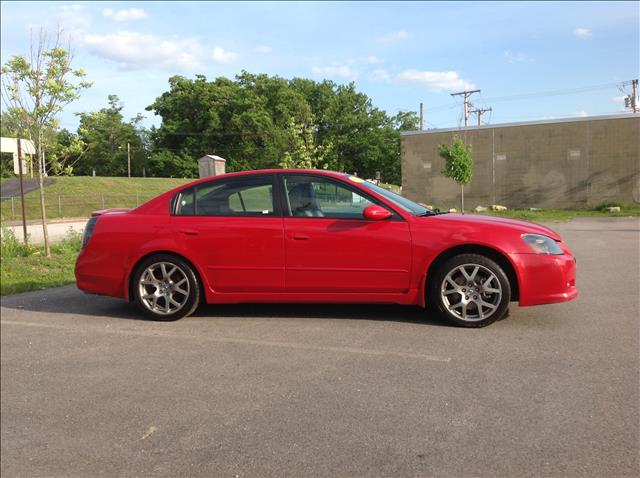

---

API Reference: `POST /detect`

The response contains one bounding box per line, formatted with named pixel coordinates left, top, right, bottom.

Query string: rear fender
left=123, top=241, right=208, bottom=302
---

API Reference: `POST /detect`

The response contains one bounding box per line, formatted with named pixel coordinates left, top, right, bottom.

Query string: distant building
left=0, top=137, right=36, bottom=175
left=401, top=114, right=640, bottom=209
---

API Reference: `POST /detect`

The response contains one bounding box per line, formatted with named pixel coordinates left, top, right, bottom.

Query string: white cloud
left=366, top=55, right=384, bottom=64
left=211, top=47, right=239, bottom=64
left=369, top=69, right=390, bottom=81
left=56, top=4, right=92, bottom=35
left=379, top=30, right=409, bottom=43
left=612, top=95, right=627, bottom=103
left=311, top=65, right=358, bottom=80
left=574, top=111, right=589, bottom=117
left=504, top=51, right=533, bottom=64
left=574, top=27, right=591, bottom=38
left=395, top=69, right=476, bottom=92
left=102, top=8, right=148, bottom=22
left=83, top=31, right=205, bottom=71
left=255, top=45, right=272, bottom=54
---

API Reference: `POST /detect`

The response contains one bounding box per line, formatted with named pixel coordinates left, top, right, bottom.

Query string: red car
left=75, top=169, right=578, bottom=327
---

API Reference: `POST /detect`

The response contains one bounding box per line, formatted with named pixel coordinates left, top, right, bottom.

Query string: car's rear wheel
left=430, top=253, right=511, bottom=328
left=132, top=254, right=200, bottom=321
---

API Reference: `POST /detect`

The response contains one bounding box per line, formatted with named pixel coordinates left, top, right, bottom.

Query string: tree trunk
left=461, top=184, right=465, bottom=213
left=37, top=147, right=51, bottom=257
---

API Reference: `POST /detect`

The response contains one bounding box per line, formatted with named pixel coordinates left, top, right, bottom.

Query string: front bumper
left=510, top=247, right=578, bottom=307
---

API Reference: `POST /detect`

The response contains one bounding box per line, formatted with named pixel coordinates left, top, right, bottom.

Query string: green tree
left=146, top=150, right=197, bottom=178
left=438, top=135, right=473, bottom=212
left=147, top=72, right=413, bottom=182
left=1, top=29, right=91, bottom=255
left=75, top=95, right=145, bottom=176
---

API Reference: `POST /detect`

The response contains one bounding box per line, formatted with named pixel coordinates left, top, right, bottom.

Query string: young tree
left=279, top=117, right=331, bottom=170
left=46, top=129, right=88, bottom=176
left=438, top=135, right=473, bottom=212
left=1, top=29, right=91, bottom=256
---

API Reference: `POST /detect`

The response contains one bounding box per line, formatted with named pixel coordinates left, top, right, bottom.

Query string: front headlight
left=521, top=234, right=564, bottom=255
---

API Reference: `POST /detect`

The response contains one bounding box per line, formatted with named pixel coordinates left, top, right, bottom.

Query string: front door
left=282, top=174, right=412, bottom=294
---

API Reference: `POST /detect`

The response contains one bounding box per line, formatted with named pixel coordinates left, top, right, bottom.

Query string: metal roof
left=400, top=113, right=639, bottom=136
left=199, top=154, right=226, bottom=162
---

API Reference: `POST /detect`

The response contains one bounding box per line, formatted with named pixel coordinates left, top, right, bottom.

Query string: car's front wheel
left=132, top=254, right=200, bottom=321
left=430, top=253, right=511, bottom=328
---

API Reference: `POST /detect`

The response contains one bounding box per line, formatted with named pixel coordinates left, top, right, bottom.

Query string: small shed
left=198, top=155, right=226, bottom=178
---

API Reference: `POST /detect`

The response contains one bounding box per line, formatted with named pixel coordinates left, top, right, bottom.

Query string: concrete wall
left=401, top=114, right=640, bottom=209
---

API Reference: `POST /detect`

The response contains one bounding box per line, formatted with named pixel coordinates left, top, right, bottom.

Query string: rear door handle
left=180, top=229, right=199, bottom=236
left=292, top=235, right=309, bottom=241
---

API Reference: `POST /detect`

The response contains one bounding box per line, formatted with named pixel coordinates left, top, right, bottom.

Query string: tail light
left=82, top=216, right=99, bottom=249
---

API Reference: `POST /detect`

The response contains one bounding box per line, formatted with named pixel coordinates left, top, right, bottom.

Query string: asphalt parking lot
left=1, top=217, right=638, bottom=477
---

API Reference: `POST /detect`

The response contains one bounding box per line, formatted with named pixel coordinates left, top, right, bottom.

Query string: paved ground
left=0, top=177, right=56, bottom=200
left=1, top=217, right=638, bottom=477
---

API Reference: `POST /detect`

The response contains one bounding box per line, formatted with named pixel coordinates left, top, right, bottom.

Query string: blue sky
left=1, top=1, right=638, bottom=130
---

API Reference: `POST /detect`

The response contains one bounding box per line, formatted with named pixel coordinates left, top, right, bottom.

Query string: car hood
left=424, top=213, right=561, bottom=240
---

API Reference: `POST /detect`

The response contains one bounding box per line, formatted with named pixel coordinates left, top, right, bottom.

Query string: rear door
left=281, top=174, right=412, bottom=294
left=172, top=174, right=284, bottom=293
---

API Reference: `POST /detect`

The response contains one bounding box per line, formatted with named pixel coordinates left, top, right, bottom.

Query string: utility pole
left=419, top=102, right=424, bottom=130
left=127, top=142, right=131, bottom=178
left=451, top=89, right=480, bottom=127
left=470, top=107, right=492, bottom=126
left=16, top=138, right=28, bottom=245
left=622, top=79, right=638, bottom=113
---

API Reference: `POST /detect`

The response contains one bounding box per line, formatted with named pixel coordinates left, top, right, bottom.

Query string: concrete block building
left=400, top=114, right=640, bottom=209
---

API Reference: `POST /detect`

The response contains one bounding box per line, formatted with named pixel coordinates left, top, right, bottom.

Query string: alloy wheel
left=440, top=263, right=503, bottom=322
left=138, top=262, right=191, bottom=316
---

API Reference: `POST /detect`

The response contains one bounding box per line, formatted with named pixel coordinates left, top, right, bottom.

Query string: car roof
left=135, top=169, right=391, bottom=216
left=182, top=168, right=353, bottom=187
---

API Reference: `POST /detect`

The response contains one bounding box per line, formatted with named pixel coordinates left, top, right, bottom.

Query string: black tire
left=429, top=253, right=511, bottom=328
left=132, top=254, right=200, bottom=321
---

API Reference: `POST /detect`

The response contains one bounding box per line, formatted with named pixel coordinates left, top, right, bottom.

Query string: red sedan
left=75, top=169, right=578, bottom=327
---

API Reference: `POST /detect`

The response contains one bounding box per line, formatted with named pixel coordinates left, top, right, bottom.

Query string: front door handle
left=180, top=229, right=199, bottom=236
left=292, top=235, right=309, bottom=241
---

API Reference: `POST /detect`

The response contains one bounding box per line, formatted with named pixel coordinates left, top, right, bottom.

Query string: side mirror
left=363, top=205, right=392, bottom=221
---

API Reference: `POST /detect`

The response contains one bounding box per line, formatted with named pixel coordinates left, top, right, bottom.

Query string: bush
left=1, top=226, right=81, bottom=259
left=52, top=227, right=83, bottom=254
left=0, top=226, right=37, bottom=258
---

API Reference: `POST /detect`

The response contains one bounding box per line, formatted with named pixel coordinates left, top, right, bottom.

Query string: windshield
left=356, top=179, right=432, bottom=216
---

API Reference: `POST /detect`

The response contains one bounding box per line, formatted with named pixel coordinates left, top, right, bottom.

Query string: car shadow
left=0, top=285, right=451, bottom=327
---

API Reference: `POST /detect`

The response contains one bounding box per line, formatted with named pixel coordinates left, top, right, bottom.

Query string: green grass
left=466, top=205, right=640, bottom=221
left=1, top=176, right=192, bottom=221
left=1, top=228, right=82, bottom=295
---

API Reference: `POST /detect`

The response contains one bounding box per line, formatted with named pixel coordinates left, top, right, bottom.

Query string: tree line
left=2, top=71, right=419, bottom=184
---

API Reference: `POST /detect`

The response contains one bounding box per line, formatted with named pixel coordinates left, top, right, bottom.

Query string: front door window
left=284, top=175, right=374, bottom=219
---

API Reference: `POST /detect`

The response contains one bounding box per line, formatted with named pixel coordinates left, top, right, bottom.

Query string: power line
left=482, top=82, right=622, bottom=103
left=407, top=82, right=626, bottom=116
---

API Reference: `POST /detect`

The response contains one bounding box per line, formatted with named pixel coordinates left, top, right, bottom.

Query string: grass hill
left=1, top=176, right=192, bottom=221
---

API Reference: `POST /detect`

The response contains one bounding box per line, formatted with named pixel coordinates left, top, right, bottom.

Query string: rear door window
left=174, top=175, right=275, bottom=216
